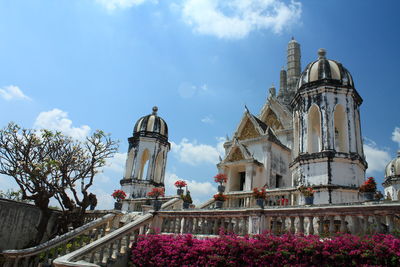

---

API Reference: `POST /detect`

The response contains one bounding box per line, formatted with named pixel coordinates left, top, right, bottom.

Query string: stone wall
left=0, top=198, right=60, bottom=250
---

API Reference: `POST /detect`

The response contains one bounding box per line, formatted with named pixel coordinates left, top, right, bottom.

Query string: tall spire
left=279, top=66, right=287, bottom=93
left=287, top=37, right=301, bottom=91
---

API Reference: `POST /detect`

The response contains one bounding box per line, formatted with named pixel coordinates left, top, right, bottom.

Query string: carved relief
left=228, top=148, right=244, bottom=162
left=262, top=109, right=283, bottom=130
left=238, top=119, right=259, bottom=140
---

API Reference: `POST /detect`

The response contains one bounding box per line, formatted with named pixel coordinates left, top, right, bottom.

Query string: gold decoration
left=263, top=109, right=283, bottom=130
left=238, top=119, right=259, bottom=140
left=228, top=148, right=244, bottom=162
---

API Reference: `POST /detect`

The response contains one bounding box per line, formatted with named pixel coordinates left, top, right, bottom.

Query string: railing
left=122, top=196, right=181, bottom=212
left=157, top=202, right=400, bottom=236
left=1, top=213, right=120, bottom=267
left=53, top=213, right=154, bottom=267
left=200, top=189, right=297, bottom=209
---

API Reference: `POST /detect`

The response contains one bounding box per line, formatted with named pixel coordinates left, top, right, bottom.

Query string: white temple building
left=120, top=38, right=379, bottom=210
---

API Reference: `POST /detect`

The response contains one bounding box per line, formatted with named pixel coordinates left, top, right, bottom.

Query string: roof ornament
left=318, top=48, right=327, bottom=59
left=152, top=106, right=158, bottom=115
left=244, top=105, right=250, bottom=113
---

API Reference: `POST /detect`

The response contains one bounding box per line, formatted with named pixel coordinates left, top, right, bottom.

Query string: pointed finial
left=244, top=105, right=250, bottom=113
left=318, top=48, right=327, bottom=59
left=152, top=106, right=158, bottom=115
left=291, top=36, right=294, bottom=40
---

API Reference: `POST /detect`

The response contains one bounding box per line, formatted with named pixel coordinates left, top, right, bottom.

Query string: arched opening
left=154, top=152, right=164, bottom=183
left=293, top=112, right=300, bottom=157
left=139, top=149, right=150, bottom=180
left=334, top=104, right=348, bottom=153
left=307, top=105, right=321, bottom=153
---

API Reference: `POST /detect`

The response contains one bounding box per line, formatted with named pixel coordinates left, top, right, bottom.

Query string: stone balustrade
left=1, top=213, right=120, bottom=267
left=53, top=213, right=154, bottom=267
left=156, top=202, right=400, bottom=236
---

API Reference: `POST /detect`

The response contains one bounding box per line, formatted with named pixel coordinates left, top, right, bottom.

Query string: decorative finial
left=244, top=105, right=250, bottom=113
left=397, top=150, right=400, bottom=157
left=152, top=106, right=158, bottom=115
left=269, top=84, right=276, bottom=97
left=291, top=36, right=294, bottom=40
left=318, top=48, right=327, bottom=59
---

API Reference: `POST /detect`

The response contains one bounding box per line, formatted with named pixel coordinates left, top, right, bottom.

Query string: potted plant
left=182, top=190, right=193, bottom=209
left=213, top=193, right=227, bottom=209
left=299, top=186, right=315, bottom=205
left=174, top=180, right=187, bottom=196
left=214, top=173, right=228, bottom=193
left=147, top=187, right=165, bottom=211
left=111, top=189, right=127, bottom=210
left=359, top=177, right=377, bottom=201
left=252, top=187, right=267, bottom=208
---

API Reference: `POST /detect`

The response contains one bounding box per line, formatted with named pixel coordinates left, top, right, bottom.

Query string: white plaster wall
left=301, top=161, right=328, bottom=186
left=384, top=183, right=400, bottom=200
left=304, top=189, right=360, bottom=205
left=331, top=162, right=364, bottom=187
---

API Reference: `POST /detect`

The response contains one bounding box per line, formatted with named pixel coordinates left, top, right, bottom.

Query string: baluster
left=290, top=217, right=296, bottom=234
left=374, top=215, right=383, bottom=233
left=328, top=216, right=335, bottom=234
left=234, top=217, right=240, bottom=234
left=117, top=238, right=122, bottom=256
left=351, top=215, right=360, bottom=235
left=12, top=257, right=20, bottom=267
left=318, top=216, right=324, bottom=235
left=241, top=217, right=247, bottom=235
left=362, top=215, right=370, bottom=234
left=387, top=214, right=395, bottom=233
left=280, top=216, right=286, bottom=234
left=339, top=215, right=347, bottom=233
left=308, top=216, right=314, bottom=235
left=108, top=241, right=115, bottom=261
left=212, top=218, right=218, bottom=235
left=99, top=246, right=105, bottom=264
left=169, top=217, right=175, bottom=233
left=90, top=251, right=96, bottom=263
left=298, top=216, right=304, bottom=234
left=227, top=217, right=233, bottom=233
left=271, top=216, right=277, bottom=234
left=177, top=217, right=184, bottom=234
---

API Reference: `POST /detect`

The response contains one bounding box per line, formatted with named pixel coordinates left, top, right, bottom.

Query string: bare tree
left=0, top=123, right=118, bottom=245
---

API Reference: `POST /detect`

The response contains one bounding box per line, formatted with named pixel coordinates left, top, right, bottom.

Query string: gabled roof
left=259, top=96, right=292, bottom=130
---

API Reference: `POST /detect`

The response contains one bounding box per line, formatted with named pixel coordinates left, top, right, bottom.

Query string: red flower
left=213, top=193, right=228, bottom=201
left=252, top=187, right=267, bottom=199
left=174, top=180, right=187, bottom=188
left=148, top=187, right=165, bottom=198
left=112, top=190, right=127, bottom=201
left=214, top=173, right=228, bottom=184
left=359, top=177, right=377, bottom=193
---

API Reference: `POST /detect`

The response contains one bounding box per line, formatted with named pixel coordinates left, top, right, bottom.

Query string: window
left=334, top=104, right=348, bottom=152
left=276, top=174, right=283, bottom=188
left=139, top=149, right=150, bottom=180
left=239, top=172, right=246, bottom=191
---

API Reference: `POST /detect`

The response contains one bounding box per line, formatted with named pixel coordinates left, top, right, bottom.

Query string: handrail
left=53, top=213, right=154, bottom=267
left=1, top=213, right=119, bottom=267
left=160, top=196, right=183, bottom=210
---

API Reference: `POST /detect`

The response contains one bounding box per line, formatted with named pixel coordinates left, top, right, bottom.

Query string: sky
left=0, top=0, right=399, bottom=209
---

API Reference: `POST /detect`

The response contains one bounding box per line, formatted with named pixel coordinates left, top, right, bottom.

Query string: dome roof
left=298, top=49, right=354, bottom=90
left=133, top=106, right=168, bottom=138
left=385, top=151, right=400, bottom=178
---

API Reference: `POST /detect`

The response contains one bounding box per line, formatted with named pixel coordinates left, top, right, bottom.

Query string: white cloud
left=181, top=0, right=302, bottom=39
left=103, top=152, right=126, bottom=173
left=178, top=83, right=210, bottom=98
left=0, top=85, right=31, bottom=101
left=171, top=137, right=225, bottom=166
left=95, top=0, right=151, bottom=10
left=364, top=139, right=391, bottom=175
left=392, top=127, right=400, bottom=147
left=201, top=115, right=214, bottom=124
left=34, top=109, right=91, bottom=140
left=164, top=172, right=216, bottom=205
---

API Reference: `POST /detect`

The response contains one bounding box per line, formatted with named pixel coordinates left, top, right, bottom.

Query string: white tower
left=120, top=106, right=170, bottom=201
left=383, top=151, right=400, bottom=200
left=290, top=49, right=367, bottom=204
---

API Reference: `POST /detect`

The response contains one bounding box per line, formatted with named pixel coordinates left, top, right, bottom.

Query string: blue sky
left=0, top=0, right=399, bottom=208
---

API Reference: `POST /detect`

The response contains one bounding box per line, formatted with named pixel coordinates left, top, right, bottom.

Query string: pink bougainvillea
left=131, top=233, right=400, bottom=266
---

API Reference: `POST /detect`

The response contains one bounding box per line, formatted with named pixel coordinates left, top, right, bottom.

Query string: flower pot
left=304, top=196, right=314, bottom=205
left=177, top=188, right=184, bottom=196
left=114, top=202, right=122, bottom=210
left=183, top=202, right=190, bottom=209
left=256, top=198, right=265, bottom=209
left=218, top=185, right=225, bottom=193
left=364, top=192, right=374, bottom=201
left=153, top=200, right=162, bottom=211
left=215, top=200, right=224, bottom=209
